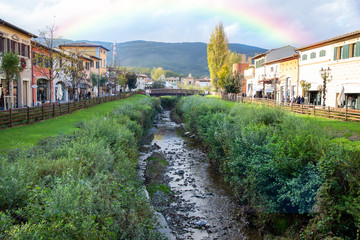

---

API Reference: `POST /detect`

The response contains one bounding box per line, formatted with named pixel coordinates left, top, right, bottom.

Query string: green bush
left=177, top=95, right=359, bottom=238
left=0, top=96, right=164, bottom=239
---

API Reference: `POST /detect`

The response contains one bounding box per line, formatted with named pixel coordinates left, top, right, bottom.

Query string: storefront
left=345, top=93, right=360, bottom=110
left=309, top=91, right=322, bottom=105
left=1, top=79, right=17, bottom=109
left=37, top=79, right=49, bottom=103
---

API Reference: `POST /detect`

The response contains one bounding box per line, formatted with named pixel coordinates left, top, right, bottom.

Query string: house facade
left=182, top=74, right=195, bottom=85
left=136, top=74, right=148, bottom=90
left=0, top=19, right=37, bottom=109
left=233, top=63, right=249, bottom=94
left=195, top=77, right=211, bottom=88
left=59, top=42, right=109, bottom=76
left=298, top=30, right=360, bottom=109
left=252, top=46, right=297, bottom=100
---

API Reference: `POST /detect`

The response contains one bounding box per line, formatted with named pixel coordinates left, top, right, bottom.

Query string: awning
left=253, top=86, right=263, bottom=92
left=336, top=84, right=360, bottom=94
left=309, top=84, right=322, bottom=91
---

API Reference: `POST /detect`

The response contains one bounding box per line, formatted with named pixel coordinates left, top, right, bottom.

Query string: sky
left=0, top=0, right=359, bottom=49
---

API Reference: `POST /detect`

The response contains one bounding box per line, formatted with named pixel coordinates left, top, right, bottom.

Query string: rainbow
left=57, top=0, right=313, bottom=47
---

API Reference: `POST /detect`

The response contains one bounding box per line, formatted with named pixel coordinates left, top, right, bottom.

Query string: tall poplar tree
left=207, top=22, right=230, bottom=91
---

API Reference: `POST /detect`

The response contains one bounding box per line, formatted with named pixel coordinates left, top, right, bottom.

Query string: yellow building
left=279, top=55, right=300, bottom=99
left=0, top=18, right=37, bottom=108
left=59, top=42, right=109, bottom=75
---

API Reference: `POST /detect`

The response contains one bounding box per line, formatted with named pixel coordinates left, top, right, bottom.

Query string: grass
left=0, top=94, right=148, bottom=153
left=222, top=98, right=360, bottom=140
left=295, top=114, right=360, bottom=140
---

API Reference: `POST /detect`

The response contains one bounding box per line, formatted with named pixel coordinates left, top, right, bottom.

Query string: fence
left=0, top=92, right=135, bottom=129
left=222, top=93, right=360, bottom=122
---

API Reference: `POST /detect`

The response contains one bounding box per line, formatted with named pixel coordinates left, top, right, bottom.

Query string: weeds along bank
left=0, top=96, right=165, bottom=239
left=176, top=95, right=360, bottom=239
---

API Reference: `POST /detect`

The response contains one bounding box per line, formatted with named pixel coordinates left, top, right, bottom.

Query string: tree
left=1, top=52, right=21, bottom=108
left=224, top=72, right=245, bottom=94
left=33, top=25, right=63, bottom=104
left=229, top=51, right=242, bottom=67
left=300, top=80, right=311, bottom=97
left=207, top=22, right=230, bottom=91
left=126, top=72, right=137, bottom=91
left=91, top=72, right=107, bottom=97
left=151, top=67, right=165, bottom=80
left=62, top=50, right=86, bottom=100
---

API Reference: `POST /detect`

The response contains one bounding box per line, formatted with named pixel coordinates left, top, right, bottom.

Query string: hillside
left=60, top=39, right=267, bottom=77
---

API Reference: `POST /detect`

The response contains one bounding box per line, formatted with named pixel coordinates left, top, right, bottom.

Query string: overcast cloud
left=0, top=0, right=359, bottom=49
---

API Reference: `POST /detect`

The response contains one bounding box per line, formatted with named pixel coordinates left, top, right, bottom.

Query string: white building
left=297, top=30, right=360, bottom=109
left=136, top=74, right=148, bottom=90
left=252, top=46, right=297, bottom=100
left=195, top=77, right=211, bottom=88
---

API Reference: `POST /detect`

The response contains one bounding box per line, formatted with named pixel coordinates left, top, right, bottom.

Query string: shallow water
left=139, top=111, right=260, bottom=240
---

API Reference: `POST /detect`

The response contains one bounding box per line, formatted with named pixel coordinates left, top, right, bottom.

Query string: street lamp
left=319, top=67, right=331, bottom=106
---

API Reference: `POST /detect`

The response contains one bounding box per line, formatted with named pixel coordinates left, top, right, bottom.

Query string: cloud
left=0, top=0, right=359, bottom=49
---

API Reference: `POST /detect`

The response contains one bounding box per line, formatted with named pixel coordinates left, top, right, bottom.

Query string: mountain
left=59, top=39, right=267, bottom=77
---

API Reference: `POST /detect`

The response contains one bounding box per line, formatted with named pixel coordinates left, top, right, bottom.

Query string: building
left=136, top=74, right=148, bottom=90
left=297, top=30, right=360, bottom=109
left=166, top=77, right=180, bottom=89
left=59, top=42, right=109, bottom=76
left=244, top=66, right=256, bottom=97
left=31, top=41, right=55, bottom=105
left=182, top=74, right=195, bottom=85
left=195, top=77, right=211, bottom=88
left=0, top=19, right=37, bottom=109
left=233, top=63, right=249, bottom=94
left=252, top=46, right=297, bottom=100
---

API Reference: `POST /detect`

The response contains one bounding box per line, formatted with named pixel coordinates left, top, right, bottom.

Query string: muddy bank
left=139, top=110, right=260, bottom=240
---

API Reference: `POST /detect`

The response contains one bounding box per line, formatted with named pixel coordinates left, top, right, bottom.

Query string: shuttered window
left=302, top=54, right=307, bottom=60
left=333, top=47, right=338, bottom=60
left=356, top=42, right=360, bottom=57
left=310, top=52, right=316, bottom=59
left=342, top=44, right=350, bottom=59
left=0, top=38, right=3, bottom=53
left=319, top=50, right=326, bottom=57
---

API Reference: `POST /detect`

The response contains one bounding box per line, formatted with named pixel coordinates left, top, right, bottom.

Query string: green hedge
left=0, top=97, right=164, bottom=239
left=177, top=95, right=360, bottom=239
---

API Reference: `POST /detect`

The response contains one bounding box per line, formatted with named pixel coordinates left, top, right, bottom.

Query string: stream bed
left=139, top=111, right=260, bottom=240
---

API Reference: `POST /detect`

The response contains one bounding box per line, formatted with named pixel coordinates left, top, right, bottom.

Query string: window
left=85, top=62, right=90, bottom=70
left=319, top=50, right=326, bottom=57
left=302, top=54, right=307, bottom=60
left=310, top=52, right=316, bottom=59
left=90, top=60, right=94, bottom=68
left=96, top=61, right=99, bottom=69
left=349, top=43, right=360, bottom=58
left=271, top=67, right=274, bottom=72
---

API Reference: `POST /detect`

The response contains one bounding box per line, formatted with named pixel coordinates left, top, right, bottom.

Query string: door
left=23, top=81, right=28, bottom=107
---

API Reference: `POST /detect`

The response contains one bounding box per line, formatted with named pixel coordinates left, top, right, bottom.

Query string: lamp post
left=319, top=67, right=331, bottom=106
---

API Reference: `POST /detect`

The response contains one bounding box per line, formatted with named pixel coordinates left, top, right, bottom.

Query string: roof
left=0, top=18, right=37, bottom=38
left=253, top=45, right=297, bottom=64
left=297, top=29, right=360, bottom=51
left=89, top=55, right=101, bottom=60
left=59, top=42, right=110, bottom=51
left=265, top=53, right=299, bottom=65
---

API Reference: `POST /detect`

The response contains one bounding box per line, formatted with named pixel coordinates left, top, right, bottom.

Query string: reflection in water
left=140, top=111, right=259, bottom=240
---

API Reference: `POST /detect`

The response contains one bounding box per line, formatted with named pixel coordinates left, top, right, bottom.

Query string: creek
left=139, top=110, right=261, bottom=240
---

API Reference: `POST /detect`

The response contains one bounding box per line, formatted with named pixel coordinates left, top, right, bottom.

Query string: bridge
left=146, top=89, right=205, bottom=97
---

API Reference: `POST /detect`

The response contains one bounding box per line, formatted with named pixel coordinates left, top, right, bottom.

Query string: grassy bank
left=177, top=96, right=360, bottom=239
left=0, top=94, right=147, bottom=153
left=0, top=96, right=165, bottom=239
